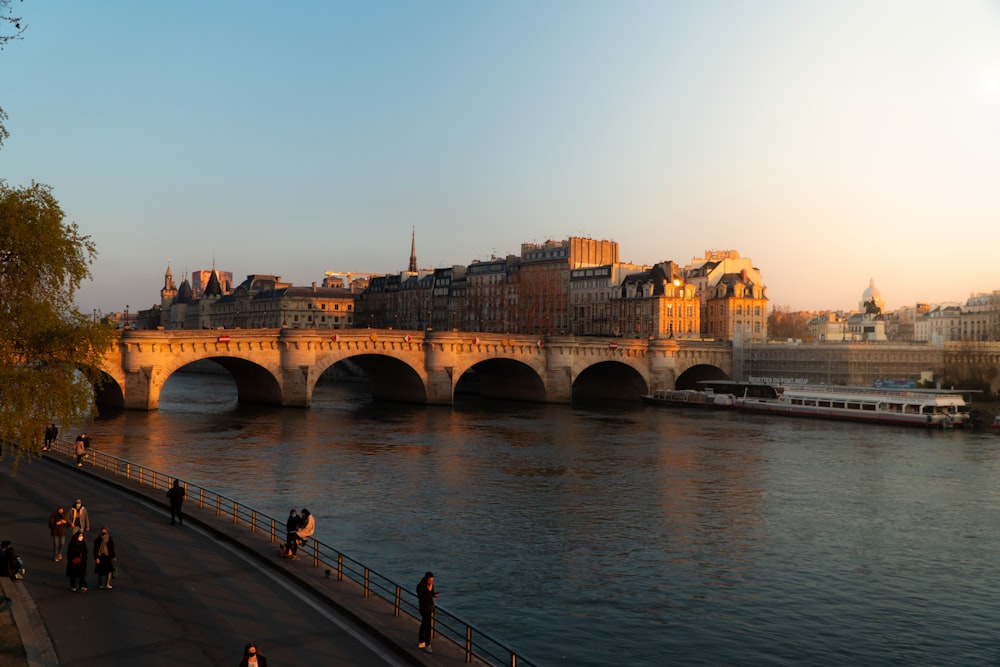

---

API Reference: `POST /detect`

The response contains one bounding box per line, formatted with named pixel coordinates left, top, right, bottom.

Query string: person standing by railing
left=280, top=508, right=300, bottom=558
left=166, top=479, right=186, bottom=526
left=416, top=571, right=439, bottom=653
left=74, top=435, right=86, bottom=467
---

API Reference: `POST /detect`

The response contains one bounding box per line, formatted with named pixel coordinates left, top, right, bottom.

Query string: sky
left=2, top=1, right=999, bottom=315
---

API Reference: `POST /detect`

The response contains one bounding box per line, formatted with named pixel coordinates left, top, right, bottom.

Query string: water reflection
left=77, top=370, right=1000, bottom=667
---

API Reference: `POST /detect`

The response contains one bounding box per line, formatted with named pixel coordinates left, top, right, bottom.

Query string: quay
left=0, top=445, right=514, bottom=667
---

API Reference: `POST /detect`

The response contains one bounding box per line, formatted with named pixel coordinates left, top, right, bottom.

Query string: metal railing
left=51, top=438, right=536, bottom=667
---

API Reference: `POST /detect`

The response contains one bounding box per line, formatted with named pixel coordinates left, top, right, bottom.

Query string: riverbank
left=0, top=448, right=485, bottom=667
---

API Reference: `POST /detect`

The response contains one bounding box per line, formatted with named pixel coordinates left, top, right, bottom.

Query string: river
left=76, top=371, right=1000, bottom=666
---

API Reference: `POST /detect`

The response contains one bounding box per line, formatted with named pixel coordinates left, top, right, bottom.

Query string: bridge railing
left=50, top=438, right=537, bottom=667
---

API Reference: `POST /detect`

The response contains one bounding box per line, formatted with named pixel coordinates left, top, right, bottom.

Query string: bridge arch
left=675, top=364, right=730, bottom=389
left=311, top=354, right=428, bottom=404
left=456, top=358, right=547, bottom=402
left=94, top=368, right=125, bottom=410
left=572, top=360, right=648, bottom=401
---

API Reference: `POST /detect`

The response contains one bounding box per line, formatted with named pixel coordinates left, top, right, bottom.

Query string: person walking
left=74, top=435, right=86, bottom=467
left=287, top=508, right=314, bottom=560
left=66, top=531, right=88, bottom=592
left=281, top=508, right=300, bottom=558
left=166, top=479, right=186, bottom=526
left=416, top=571, right=439, bottom=652
left=48, top=506, right=69, bottom=562
left=43, top=423, right=58, bottom=450
left=69, top=499, right=90, bottom=535
left=93, top=527, right=117, bottom=589
left=238, top=641, right=268, bottom=667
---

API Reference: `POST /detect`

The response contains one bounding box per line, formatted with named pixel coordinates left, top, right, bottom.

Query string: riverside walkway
left=0, top=448, right=499, bottom=667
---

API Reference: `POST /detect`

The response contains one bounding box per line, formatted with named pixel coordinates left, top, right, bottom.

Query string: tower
left=408, top=227, right=418, bottom=273
left=160, top=261, right=177, bottom=311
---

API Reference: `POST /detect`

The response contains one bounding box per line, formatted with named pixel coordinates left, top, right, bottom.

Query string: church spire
left=408, top=227, right=418, bottom=272
left=164, top=259, right=176, bottom=291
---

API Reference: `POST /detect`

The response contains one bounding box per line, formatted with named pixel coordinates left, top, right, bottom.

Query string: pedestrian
left=43, top=423, right=58, bottom=450
left=416, top=571, right=439, bottom=652
left=166, top=479, right=186, bottom=526
left=0, top=541, right=23, bottom=581
left=69, top=498, right=90, bottom=535
left=281, top=508, right=300, bottom=558
left=287, top=508, right=314, bottom=560
left=74, top=435, right=86, bottom=466
left=93, top=527, right=117, bottom=589
left=66, top=531, right=88, bottom=592
left=48, top=506, right=69, bottom=562
left=238, top=641, right=268, bottom=667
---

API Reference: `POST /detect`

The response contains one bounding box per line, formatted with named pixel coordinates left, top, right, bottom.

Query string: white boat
left=732, top=384, right=971, bottom=428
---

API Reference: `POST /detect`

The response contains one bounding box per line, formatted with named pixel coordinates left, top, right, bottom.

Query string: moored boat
left=642, top=388, right=735, bottom=408
left=733, top=384, right=971, bottom=428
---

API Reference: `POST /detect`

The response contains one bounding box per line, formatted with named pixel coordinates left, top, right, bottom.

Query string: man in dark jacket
left=166, top=479, right=186, bottom=526
left=416, top=571, right=439, bottom=652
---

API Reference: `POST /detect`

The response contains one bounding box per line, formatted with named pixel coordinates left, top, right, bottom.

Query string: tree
left=767, top=306, right=813, bottom=341
left=1, top=0, right=26, bottom=147
left=0, top=180, right=117, bottom=461
left=0, top=0, right=24, bottom=51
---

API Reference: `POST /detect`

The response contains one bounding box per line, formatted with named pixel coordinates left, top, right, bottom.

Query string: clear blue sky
left=2, top=1, right=999, bottom=315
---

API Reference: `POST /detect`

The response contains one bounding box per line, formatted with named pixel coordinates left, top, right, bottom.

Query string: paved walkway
left=0, top=451, right=480, bottom=667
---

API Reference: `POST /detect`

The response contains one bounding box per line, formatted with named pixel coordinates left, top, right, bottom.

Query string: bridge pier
left=544, top=337, right=576, bottom=403
left=123, top=366, right=158, bottom=410
left=647, top=338, right=681, bottom=391
left=279, top=365, right=312, bottom=407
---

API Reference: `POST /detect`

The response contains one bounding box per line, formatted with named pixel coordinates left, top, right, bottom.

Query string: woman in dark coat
left=238, top=641, right=268, bottom=667
left=66, top=531, right=88, bottom=592
left=93, top=527, right=117, bottom=589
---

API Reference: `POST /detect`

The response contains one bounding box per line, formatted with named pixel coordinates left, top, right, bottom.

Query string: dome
left=861, top=278, right=884, bottom=312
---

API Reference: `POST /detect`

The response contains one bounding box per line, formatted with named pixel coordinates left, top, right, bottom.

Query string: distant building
left=960, top=291, right=1000, bottom=341
left=153, top=265, right=358, bottom=330
left=683, top=250, right=768, bottom=341
left=608, top=262, right=699, bottom=338
left=915, top=304, right=963, bottom=344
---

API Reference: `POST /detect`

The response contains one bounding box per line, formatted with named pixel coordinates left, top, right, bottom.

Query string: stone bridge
left=96, top=329, right=735, bottom=410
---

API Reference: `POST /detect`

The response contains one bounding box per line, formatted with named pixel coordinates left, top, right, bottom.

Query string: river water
left=77, top=372, right=1000, bottom=666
